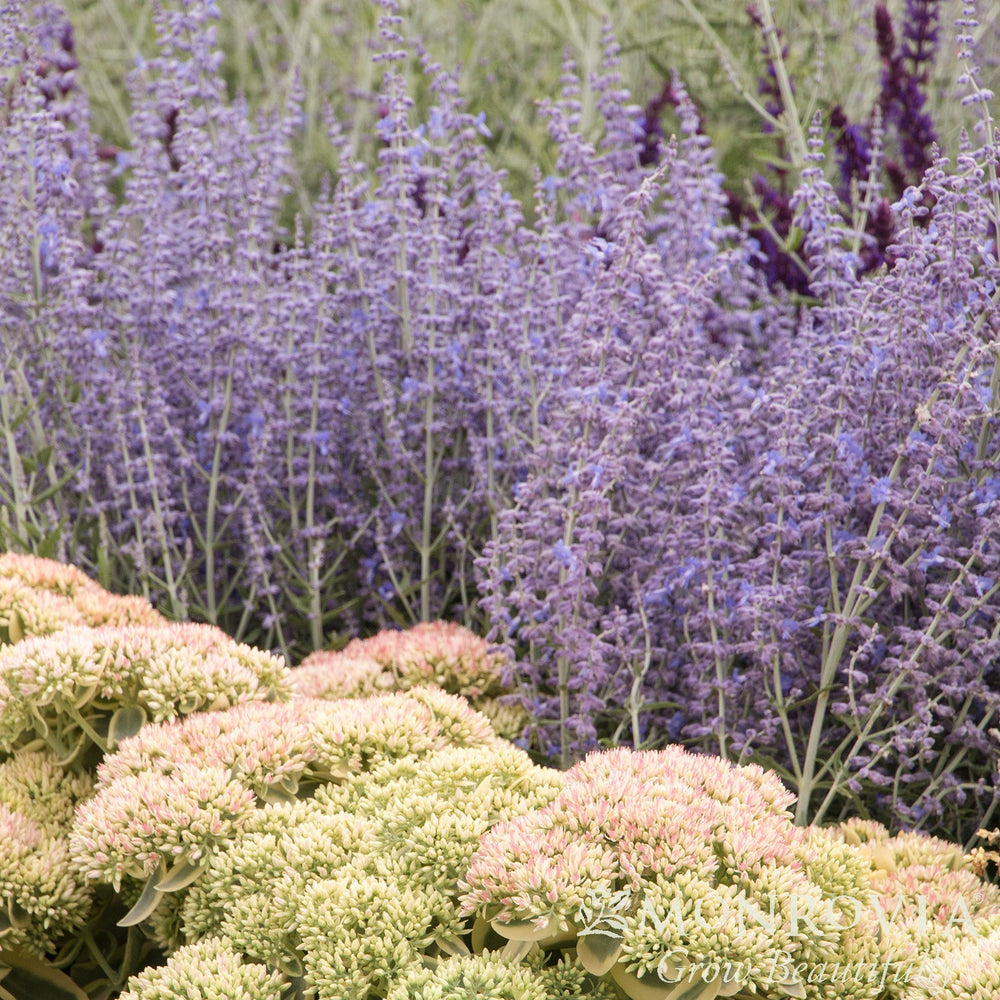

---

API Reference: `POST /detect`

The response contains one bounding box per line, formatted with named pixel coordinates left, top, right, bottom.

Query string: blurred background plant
left=4, top=0, right=1000, bottom=852
left=57, top=0, right=1000, bottom=218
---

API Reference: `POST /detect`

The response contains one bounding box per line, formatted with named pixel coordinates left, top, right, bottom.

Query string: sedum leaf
left=665, top=973, right=722, bottom=1000
left=717, top=972, right=743, bottom=997
left=108, top=705, right=147, bottom=748
left=500, top=938, right=535, bottom=962
left=576, top=932, right=623, bottom=976
left=155, top=858, right=207, bottom=893
left=118, top=863, right=166, bottom=927
left=777, top=979, right=807, bottom=999
left=6, top=611, right=23, bottom=644
left=611, top=963, right=677, bottom=1000
left=491, top=914, right=568, bottom=943
left=0, top=948, right=90, bottom=1000
left=471, top=914, right=506, bottom=954
left=434, top=935, right=471, bottom=959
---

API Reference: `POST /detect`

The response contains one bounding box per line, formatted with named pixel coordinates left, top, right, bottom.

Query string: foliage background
left=59, top=0, right=1000, bottom=213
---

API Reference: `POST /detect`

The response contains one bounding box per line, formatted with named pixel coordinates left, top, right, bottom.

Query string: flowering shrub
left=480, top=32, right=1000, bottom=840
left=293, top=621, right=527, bottom=738
left=5, top=0, right=1000, bottom=989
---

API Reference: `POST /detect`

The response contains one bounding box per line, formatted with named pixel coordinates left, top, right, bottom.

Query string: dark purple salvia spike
left=900, top=0, right=941, bottom=81
left=830, top=104, right=873, bottom=200
left=636, top=80, right=674, bottom=168
left=875, top=0, right=940, bottom=189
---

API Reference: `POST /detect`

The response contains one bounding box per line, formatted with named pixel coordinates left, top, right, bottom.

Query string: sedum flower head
left=0, top=803, right=94, bottom=955
left=289, top=652, right=390, bottom=699
left=0, top=748, right=94, bottom=835
left=836, top=818, right=967, bottom=871
left=0, top=554, right=163, bottom=644
left=0, top=554, right=113, bottom=599
left=118, top=935, right=289, bottom=1000
left=306, top=687, right=503, bottom=776
left=461, top=746, right=800, bottom=921
left=619, top=872, right=782, bottom=984
left=823, top=820, right=1000, bottom=985
left=71, top=763, right=257, bottom=889
left=385, top=953, right=550, bottom=1000
left=359, top=744, right=566, bottom=903
left=180, top=802, right=373, bottom=965
left=873, top=862, right=1000, bottom=965
left=0, top=623, right=291, bottom=758
left=798, top=825, right=879, bottom=902
left=534, top=955, right=620, bottom=999
left=298, top=872, right=437, bottom=1000
left=360, top=742, right=565, bottom=819
left=294, top=622, right=527, bottom=739
left=343, top=621, right=509, bottom=696
left=0, top=749, right=96, bottom=954
left=0, top=579, right=85, bottom=646
left=95, top=700, right=318, bottom=800
left=902, top=926, right=1000, bottom=1000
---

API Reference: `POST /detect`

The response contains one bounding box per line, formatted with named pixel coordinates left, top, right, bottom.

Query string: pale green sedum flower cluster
left=117, top=936, right=289, bottom=1000
left=0, top=750, right=95, bottom=955
left=386, top=953, right=618, bottom=1000
left=175, top=742, right=564, bottom=998
left=0, top=622, right=290, bottom=763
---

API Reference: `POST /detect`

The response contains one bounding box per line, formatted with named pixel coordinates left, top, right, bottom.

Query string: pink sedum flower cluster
left=830, top=817, right=1000, bottom=990
left=72, top=763, right=257, bottom=890
left=0, top=750, right=95, bottom=955
left=0, top=553, right=164, bottom=644
left=460, top=746, right=885, bottom=1000
left=903, top=929, right=1000, bottom=1000
left=292, top=621, right=526, bottom=738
